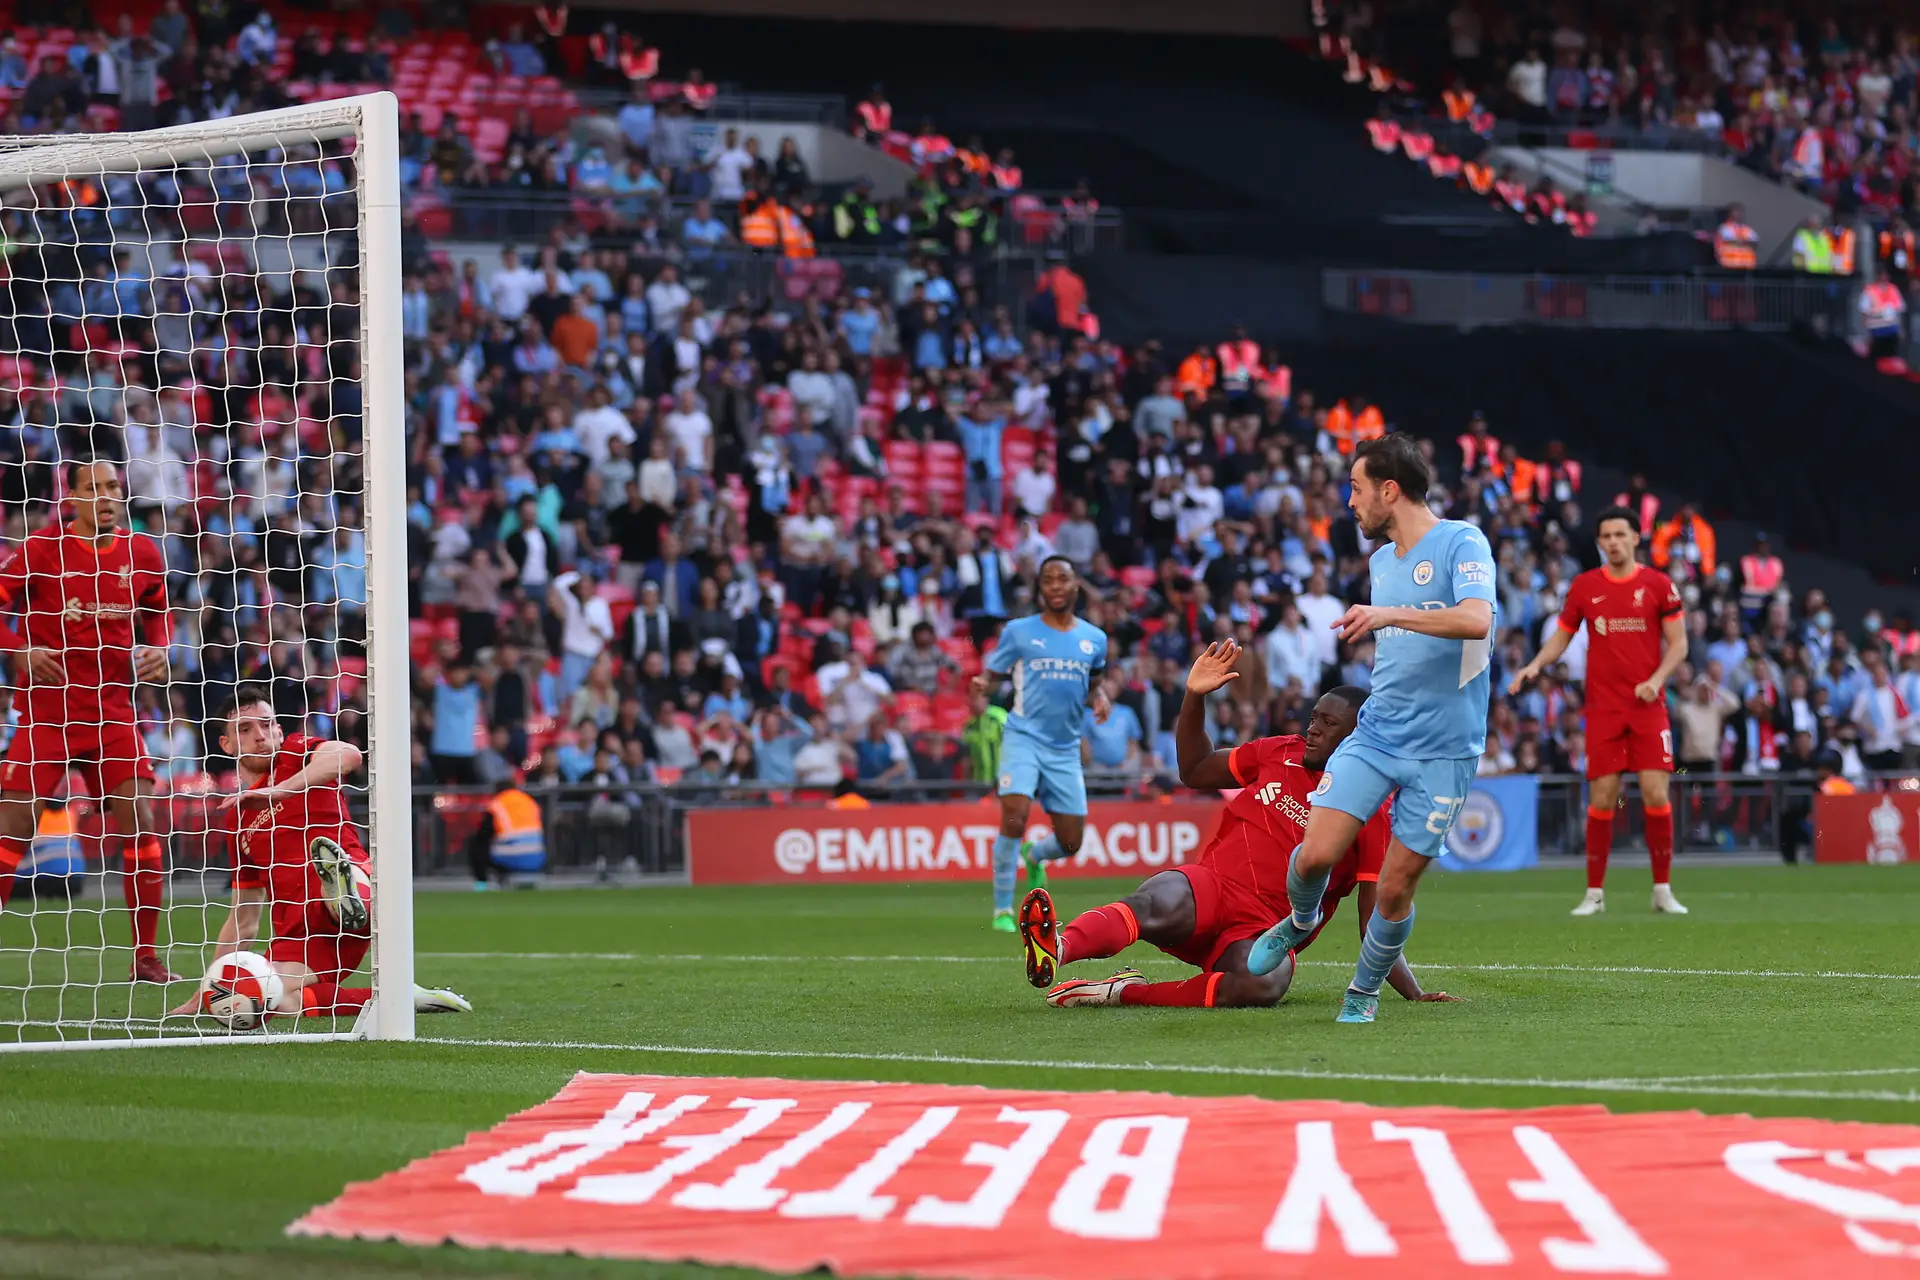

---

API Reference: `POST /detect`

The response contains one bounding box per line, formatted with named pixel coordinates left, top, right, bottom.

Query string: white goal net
left=0, top=95, right=412, bottom=1050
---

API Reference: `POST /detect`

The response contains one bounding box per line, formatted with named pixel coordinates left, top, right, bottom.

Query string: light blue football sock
left=1350, top=906, right=1416, bottom=998
left=1026, top=834, right=1072, bottom=863
left=992, top=835, right=1020, bottom=912
left=1286, top=848, right=1332, bottom=931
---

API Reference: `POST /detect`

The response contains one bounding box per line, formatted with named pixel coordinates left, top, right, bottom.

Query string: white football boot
left=1570, top=888, right=1605, bottom=917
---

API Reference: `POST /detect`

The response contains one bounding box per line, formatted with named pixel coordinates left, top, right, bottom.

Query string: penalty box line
left=417, top=1036, right=1920, bottom=1104
left=417, top=951, right=1920, bottom=983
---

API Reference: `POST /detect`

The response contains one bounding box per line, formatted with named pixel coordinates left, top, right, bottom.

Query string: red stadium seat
left=893, top=691, right=932, bottom=733
left=1120, top=565, right=1158, bottom=591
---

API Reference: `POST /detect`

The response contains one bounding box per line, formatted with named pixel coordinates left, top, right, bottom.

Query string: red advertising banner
left=294, top=1072, right=1920, bottom=1279
left=685, top=801, right=1225, bottom=886
left=1815, top=791, right=1918, bottom=864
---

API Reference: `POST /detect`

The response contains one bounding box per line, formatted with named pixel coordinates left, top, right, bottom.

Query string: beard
left=1359, top=508, right=1393, bottom=541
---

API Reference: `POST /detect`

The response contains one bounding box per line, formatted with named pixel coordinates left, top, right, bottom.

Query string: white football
left=201, top=951, right=285, bottom=1031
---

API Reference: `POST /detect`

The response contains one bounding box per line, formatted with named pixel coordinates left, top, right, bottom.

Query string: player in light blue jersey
left=1247, top=434, right=1496, bottom=1023
left=974, top=557, right=1111, bottom=932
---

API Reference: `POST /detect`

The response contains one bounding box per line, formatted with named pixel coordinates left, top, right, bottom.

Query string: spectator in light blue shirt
left=752, top=705, right=812, bottom=785
left=838, top=289, right=880, bottom=356
left=617, top=85, right=657, bottom=155
left=679, top=198, right=733, bottom=260
left=1083, top=691, right=1143, bottom=770
left=956, top=403, right=1006, bottom=516
left=431, top=664, right=483, bottom=782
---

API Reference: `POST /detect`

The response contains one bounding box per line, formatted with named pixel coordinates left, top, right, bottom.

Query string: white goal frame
left=0, top=92, right=413, bottom=1050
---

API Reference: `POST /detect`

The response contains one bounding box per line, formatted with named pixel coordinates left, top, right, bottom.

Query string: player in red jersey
left=0, top=460, right=179, bottom=983
left=169, top=685, right=470, bottom=1019
left=1510, top=505, right=1690, bottom=916
left=1018, top=641, right=1456, bottom=1008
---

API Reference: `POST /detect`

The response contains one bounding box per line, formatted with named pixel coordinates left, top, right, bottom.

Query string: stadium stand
left=0, top=1, right=1911, bottom=877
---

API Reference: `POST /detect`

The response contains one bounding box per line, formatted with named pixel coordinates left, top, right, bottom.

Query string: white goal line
left=417, top=1036, right=1920, bottom=1104
left=416, top=951, right=1920, bottom=983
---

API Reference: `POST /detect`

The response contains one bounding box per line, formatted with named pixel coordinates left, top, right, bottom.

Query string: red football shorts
left=1586, top=709, right=1674, bottom=780
left=266, top=897, right=372, bottom=984
left=1161, top=860, right=1371, bottom=972
left=2, top=718, right=154, bottom=798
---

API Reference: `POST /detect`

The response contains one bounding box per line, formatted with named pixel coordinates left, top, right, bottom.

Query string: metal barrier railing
left=1323, top=268, right=1859, bottom=333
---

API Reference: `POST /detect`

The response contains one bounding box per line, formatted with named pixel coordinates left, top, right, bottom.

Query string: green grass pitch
left=1, top=863, right=1917, bottom=1277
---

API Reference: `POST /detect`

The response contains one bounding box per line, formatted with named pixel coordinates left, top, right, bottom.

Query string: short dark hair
left=1323, top=685, right=1370, bottom=712
left=64, top=457, right=117, bottom=490
left=216, top=682, right=275, bottom=726
left=1594, top=505, right=1639, bottom=536
left=1039, top=554, right=1077, bottom=576
left=1353, top=434, right=1430, bottom=502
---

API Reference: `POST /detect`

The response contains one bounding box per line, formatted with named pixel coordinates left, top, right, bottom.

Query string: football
left=200, top=952, right=285, bottom=1031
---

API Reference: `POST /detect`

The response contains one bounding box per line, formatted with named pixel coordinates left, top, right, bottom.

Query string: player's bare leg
left=990, top=793, right=1033, bottom=931
left=1576, top=772, right=1623, bottom=916
left=0, top=790, right=40, bottom=912
left=1338, top=838, right=1434, bottom=1024
left=1248, top=805, right=1365, bottom=974
left=1640, top=769, right=1685, bottom=913
left=1019, top=811, right=1086, bottom=891
left=108, top=779, right=179, bottom=983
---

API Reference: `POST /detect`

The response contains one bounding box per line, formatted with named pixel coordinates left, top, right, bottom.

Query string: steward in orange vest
left=739, top=196, right=779, bottom=249
left=1175, top=347, right=1217, bottom=398
left=1714, top=204, right=1758, bottom=270
left=855, top=86, right=892, bottom=138
left=1216, top=327, right=1262, bottom=397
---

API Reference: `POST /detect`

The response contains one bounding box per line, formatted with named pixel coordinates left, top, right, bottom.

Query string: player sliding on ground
left=1509, top=505, right=1689, bottom=916
left=973, top=556, right=1110, bottom=933
left=1246, top=435, right=1496, bottom=1024
left=0, top=460, right=179, bottom=982
left=1018, top=640, right=1457, bottom=1008
left=170, top=685, right=470, bottom=1021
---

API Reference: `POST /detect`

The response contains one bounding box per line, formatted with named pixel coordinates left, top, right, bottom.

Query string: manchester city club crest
left=1444, top=791, right=1504, bottom=863
left=1313, top=772, right=1333, bottom=797
left=1079, top=639, right=1095, bottom=654
left=1412, top=560, right=1434, bottom=586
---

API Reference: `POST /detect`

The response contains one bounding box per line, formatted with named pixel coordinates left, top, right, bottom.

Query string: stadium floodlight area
left=0, top=94, right=412, bottom=1051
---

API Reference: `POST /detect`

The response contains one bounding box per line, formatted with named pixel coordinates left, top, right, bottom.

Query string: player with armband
left=170, top=685, right=470, bottom=1021
left=0, top=460, right=179, bottom=983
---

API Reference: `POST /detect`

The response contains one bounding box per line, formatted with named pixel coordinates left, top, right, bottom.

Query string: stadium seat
left=1120, top=565, right=1158, bottom=591
left=893, top=691, right=932, bottom=733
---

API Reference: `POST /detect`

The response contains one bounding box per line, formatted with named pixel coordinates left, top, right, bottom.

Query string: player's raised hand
left=19, top=647, right=62, bottom=683
left=1186, top=640, right=1243, bottom=695
left=217, top=786, right=277, bottom=813
left=132, top=645, right=170, bottom=683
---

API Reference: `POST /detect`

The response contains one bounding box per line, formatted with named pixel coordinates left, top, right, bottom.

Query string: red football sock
left=122, top=836, right=166, bottom=960
left=302, top=983, right=373, bottom=1017
left=1644, top=804, right=1674, bottom=886
left=1058, top=902, right=1138, bottom=966
left=0, top=837, right=24, bottom=908
left=1585, top=807, right=1614, bottom=890
left=1120, top=972, right=1221, bottom=1008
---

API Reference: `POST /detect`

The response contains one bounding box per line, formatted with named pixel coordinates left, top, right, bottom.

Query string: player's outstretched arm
left=168, top=887, right=268, bottom=1015
left=218, top=741, right=364, bottom=811
left=1509, top=622, right=1575, bottom=694
left=1338, top=598, right=1493, bottom=643
left=1176, top=640, right=1241, bottom=790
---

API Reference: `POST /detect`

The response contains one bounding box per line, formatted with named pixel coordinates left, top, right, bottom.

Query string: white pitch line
left=1633, top=1066, right=1920, bottom=1084
left=416, top=951, right=1920, bottom=982
left=418, top=1036, right=1920, bottom=1104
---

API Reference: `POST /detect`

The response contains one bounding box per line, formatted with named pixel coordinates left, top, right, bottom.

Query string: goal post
left=0, top=92, right=412, bottom=1049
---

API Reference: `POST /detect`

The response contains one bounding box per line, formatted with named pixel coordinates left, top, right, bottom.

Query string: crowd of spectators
left=0, top=2, right=1910, bottom=816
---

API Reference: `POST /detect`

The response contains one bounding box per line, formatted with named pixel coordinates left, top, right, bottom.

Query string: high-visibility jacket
left=956, top=148, right=991, bottom=179
left=1612, top=490, right=1660, bottom=536
left=1216, top=339, right=1261, bottom=392
left=776, top=206, right=816, bottom=258
left=1650, top=513, right=1716, bottom=574
left=1494, top=179, right=1528, bottom=213
left=1175, top=353, right=1216, bottom=397
left=1792, top=227, right=1833, bottom=273
left=1060, top=196, right=1100, bottom=221
left=1507, top=455, right=1538, bottom=499
left=1740, top=553, right=1784, bottom=596
left=911, top=132, right=955, bottom=167
left=1567, top=206, right=1596, bottom=237
left=1789, top=128, right=1823, bottom=178
left=1428, top=152, right=1462, bottom=179
left=1714, top=219, right=1758, bottom=270
left=1827, top=225, right=1856, bottom=275
left=1326, top=401, right=1385, bottom=454
left=619, top=45, right=659, bottom=82
left=856, top=99, right=892, bottom=136
left=1443, top=87, right=1476, bottom=121
left=1880, top=227, right=1917, bottom=274
left=488, top=788, right=547, bottom=872
left=1458, top=429, right=1501, bottom=472
left=1860, top=280, right=1905, bottom=332
left=1366, top=117, right=1401, bottom=153
left=24, top=806, right=84, bottom=879
left=534, top=4, right=568, bottom=38
left=740, top=200, right=779, bottom=248
left=1533, top=459, right=1582, bottom=505
left=1464, top=161, right=1496, bottom=194
left=1259, top=363, right=1292, bottom=402
left=1467, top=104, right=1497, bottom=137
left=1401, top=130, right=1434, bottom=162
left=1818, top=775, right=1856, bottom=797
left=991, top=163, right=1022, bottom=191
